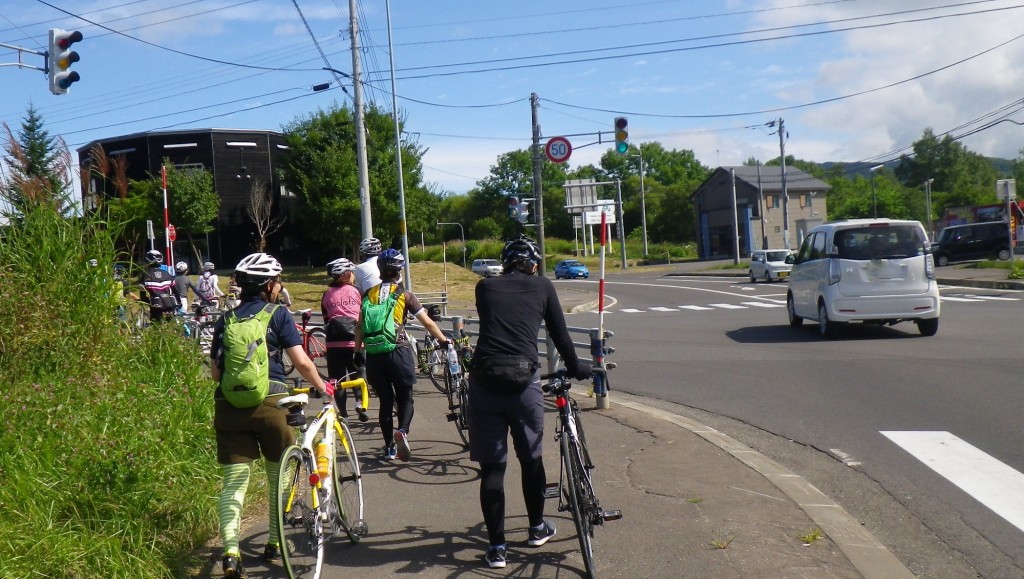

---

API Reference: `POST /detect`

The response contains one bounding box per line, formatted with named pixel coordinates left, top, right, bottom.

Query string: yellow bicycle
left=275, top=375, right=371, bottom=579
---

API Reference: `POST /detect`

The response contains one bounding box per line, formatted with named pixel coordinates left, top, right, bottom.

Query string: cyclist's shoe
left=484, top=545, right=507, bottom=569
left=527, top=520, right=556, bottom=546
left=262, top=543, right=281, bottom=562
left=222, top=554, right=246, bottom=578
left=394, top=429, right=411, bottom=461
left=380, top=445, right=398, bottom=461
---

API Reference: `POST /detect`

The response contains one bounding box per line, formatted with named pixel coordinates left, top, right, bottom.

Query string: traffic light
left=517, top=199, right=530, bottom=224
left=507, top=195, right=521, bottom=220
left=48, top=28, right=83, bottom=95
left=614, top=116, right=628, bottom=154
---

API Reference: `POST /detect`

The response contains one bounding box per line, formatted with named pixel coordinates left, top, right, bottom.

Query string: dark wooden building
left=77, top=128, right=303, bottom=269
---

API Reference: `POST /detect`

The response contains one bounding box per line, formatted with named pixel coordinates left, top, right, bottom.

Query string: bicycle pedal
left=446, top=413, right=459, bottom=422
left=543, top=483, right=560, bottom=499
left=601, top=509, right=622, bottom=522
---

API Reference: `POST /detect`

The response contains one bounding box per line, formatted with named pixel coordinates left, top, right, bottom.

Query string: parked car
left=749, top=249, right=794, bottom=283
left=471, top=258, right=503, bottom=277
left=930, top=221, right=1010, bottom=266
left=787, top=219, right=940, bottom=338
left=554, top=259, right=590, bottom=279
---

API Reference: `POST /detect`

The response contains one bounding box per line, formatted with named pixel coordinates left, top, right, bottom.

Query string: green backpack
left=220, top=303, right=280, bottom=407
left=361, top=286, right=401, bottom=355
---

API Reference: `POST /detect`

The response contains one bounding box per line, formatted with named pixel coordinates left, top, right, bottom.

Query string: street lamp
left=870, top=164, right=885, bottom=219
left=924, top=178, right=934, bottom=240
left=630, top=150, right=649, bottom=256
left=437, top=222, right=466, bottom=269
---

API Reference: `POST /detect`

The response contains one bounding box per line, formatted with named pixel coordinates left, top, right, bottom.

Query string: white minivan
left=787, top=219, right=940, bottom=338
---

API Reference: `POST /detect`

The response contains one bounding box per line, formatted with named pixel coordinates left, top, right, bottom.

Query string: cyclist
left=469, top=234, right=592, bottom=569
left=138, top=249, right=177, bottom=322
left=321, top=257, right=361, bottom=417
left=354, top=248, right=450, bottom=461
left=276, top=284, right=293, bottom=312
left=355, top=237, right=382, bottom=295
left=226, top=273, right=241, bottom=309
left=196, top=261, right=225, bottom=308
left=209, top=252, right=331, bottom=578
left=172, top=261, right=202, bottom=313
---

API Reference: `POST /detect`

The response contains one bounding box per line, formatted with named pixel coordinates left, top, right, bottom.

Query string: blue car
left=554, top=259, right=589, bottom=279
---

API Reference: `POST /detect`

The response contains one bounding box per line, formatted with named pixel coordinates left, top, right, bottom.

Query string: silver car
left=749, top=249, right=793, bottom=283
left=787, top=219, right=940, bottom=338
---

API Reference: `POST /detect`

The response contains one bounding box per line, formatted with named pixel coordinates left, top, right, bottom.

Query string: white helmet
left=327, top=257, right=356, bottom=277
left=88, top=258, right=99, bottom=267
left=175, top=261, right=189, bottom=274
left=202, top=261, right=215, bottom=272
left=359, top=237, right=382, bottom=257
left=234, top=252, right=282, bottom=286
left=145, top=250, right=163, bottom=264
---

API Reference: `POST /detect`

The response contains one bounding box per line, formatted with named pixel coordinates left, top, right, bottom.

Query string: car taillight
left=925, top=253, right=935, bottom=280
left=828, top=258, right=841, bottom=285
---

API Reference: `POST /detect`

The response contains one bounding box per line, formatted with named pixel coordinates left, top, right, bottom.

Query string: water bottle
left=315, top=440, right=330, bottom=479
left=446, top=346, right=460, bottom=376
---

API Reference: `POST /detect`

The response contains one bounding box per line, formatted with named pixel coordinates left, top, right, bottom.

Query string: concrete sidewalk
left=202, top=381, right=901, bottom=579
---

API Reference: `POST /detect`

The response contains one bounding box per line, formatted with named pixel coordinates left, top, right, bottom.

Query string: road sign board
left=585, top=205, right=616, bottom=225
left=168, top=224, right=177, bottom=241
left=545, top=136, right=572, bottom=164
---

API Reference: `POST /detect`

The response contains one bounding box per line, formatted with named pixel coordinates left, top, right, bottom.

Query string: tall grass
left=0, top=206, right=220, bottom=578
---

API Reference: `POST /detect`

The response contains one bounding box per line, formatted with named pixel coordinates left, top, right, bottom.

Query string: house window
left=766, top=195, right=779, bottom=209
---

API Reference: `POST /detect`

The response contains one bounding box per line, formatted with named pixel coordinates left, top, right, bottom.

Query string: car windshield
left=765, top=251, right=790, bottom=262
left=563, top=260, right=584, bottom=267
left=834, top=225, right=925, bottom=260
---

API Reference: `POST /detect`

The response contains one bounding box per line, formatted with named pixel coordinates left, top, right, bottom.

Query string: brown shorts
left=214, top=395, right=296, bottom=465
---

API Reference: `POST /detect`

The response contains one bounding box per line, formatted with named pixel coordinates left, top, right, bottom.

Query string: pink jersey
left=321, top=284, right=361, bottom=348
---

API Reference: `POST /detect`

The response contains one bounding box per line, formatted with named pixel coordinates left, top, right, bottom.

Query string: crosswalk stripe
left=882, top=431, right=1024, bottom=533
left=741, top=302, right=784, bottom=308
left=969, top=295, right=1019, bottom=301
left=709, top=303, right=746, bottom=309
left=678, top=305, right=714, bottom=311
left=620, top=308, right=644, bottom=313
left=650, top=306, right=678, bottom=312
left=941, top=296, right=985, bottom=302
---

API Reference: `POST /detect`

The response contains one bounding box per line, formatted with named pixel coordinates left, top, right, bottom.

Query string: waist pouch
left=153, top=294, right=179, bottom=311
left=326, top=316, right=358, bottom=342
left=472, top=355, right=540, bottom=394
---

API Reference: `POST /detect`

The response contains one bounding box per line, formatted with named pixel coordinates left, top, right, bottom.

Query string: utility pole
left=757, top=162, right=767, bottom=249
left=771, top=118, right=791, bottom=250
left=730, top=168, right=740, bottom=263
left=530, top=93, right=547, bottom=277
left=350, top=0, right=372, bottom=239
left=385, top=0, right=411, bottom=288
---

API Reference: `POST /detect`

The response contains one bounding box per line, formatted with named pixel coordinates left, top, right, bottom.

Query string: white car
left=471, top=258, right=503, bottom=277
left=787, top=219, right=940, bottom=338
left=749, top=249, right=793, bottom=283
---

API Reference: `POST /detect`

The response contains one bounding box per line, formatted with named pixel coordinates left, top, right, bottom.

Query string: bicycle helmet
left=234, top=252, right=282, bottom=287
left=500, top=234, right=542, bottom=268
left=359, top=237, right=382, bottom=257
left=174, top=261, right=189, bottom=274
left=144, top=249, right=163, bottom=264
left=88, top=258, right=99, bottom=267
left=377, top=248, right=405, bottom=272
left=327, top=257, right=356, bottom=277
left=202, top=261, right=215, bottom=272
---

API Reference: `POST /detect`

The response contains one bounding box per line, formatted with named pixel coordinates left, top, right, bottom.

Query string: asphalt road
left=554, top=271, right=1024, bottom=578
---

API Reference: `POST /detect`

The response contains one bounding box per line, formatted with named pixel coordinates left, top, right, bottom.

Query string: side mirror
left=784, top=254, right=795, bottom=264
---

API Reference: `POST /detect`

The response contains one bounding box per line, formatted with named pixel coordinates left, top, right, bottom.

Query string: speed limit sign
left=544, top=136, right=572, bottom=164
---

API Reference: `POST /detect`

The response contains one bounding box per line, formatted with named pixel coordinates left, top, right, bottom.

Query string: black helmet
left=501, top=234, right=541, bottom=269
left=377, top=248, right=405, bottom=272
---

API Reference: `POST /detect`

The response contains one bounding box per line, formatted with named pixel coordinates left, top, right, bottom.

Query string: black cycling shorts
left=467, top=370, right=544, bottom=464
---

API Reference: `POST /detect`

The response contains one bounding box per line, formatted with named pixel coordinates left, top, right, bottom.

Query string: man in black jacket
left=468, top=234, right=592, bottom=569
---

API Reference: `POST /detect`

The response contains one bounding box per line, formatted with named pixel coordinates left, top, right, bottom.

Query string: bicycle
left=438, top=340, right=472, bottom=447
left=541, top=367, right=621, bottom=579
left=282, top=309, right=329, bottom=379
left=275, top=375, right=371, bottom=579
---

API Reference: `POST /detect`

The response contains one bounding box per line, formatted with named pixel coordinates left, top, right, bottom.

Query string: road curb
left=614, top=396, right=916, bottom=579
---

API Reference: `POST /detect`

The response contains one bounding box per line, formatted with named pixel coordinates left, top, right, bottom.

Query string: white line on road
left=620, top=308, right=644, bottom=313
left=967, top=295, right=1019, bottom=301
left=709, top=303, right=747, bottom=309
left=649, top=306, right=679, bottom=312
left=678, top=305, right=714, bottom=311
left=941, top=296, right=985, bottom=302
left=741, top=301, right=785, bottom=308
left=882, top=431, right=1024, bottom=533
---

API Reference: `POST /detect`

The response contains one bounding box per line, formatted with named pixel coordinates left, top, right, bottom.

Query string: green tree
left=895, top=129, right=998, bottom=217
left=280, top=103, right=438, bottom=256
left=466, top=149, right=571, bottom=240
left=0, top=104, right=73, bottom=215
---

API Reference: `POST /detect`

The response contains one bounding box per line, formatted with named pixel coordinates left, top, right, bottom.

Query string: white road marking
left=620, top=308, right=644, bottom=313
left=969, top=295, right=1019, bottom=301
left=829, top=448, right=862, bottom=467
left=882, top=431, right=1024, bottom=533
left=679, top=305, right=714, bottom=311
left=709, top=303, right=746, bottom=309
left=941, top=296, right=985, bottom=302
left=742, top=301, right=785, bottom=308
left=649, top=306, right=678, bottom=312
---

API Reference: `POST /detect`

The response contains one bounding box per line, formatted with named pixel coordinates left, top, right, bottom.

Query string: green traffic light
left=616, top=142, right=628, bottom=154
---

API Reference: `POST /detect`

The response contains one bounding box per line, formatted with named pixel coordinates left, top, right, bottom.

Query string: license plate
left=778, top=271, right=789, bottom=279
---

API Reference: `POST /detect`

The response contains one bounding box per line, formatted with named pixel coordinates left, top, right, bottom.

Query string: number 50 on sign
left=544, top=136, right=572, bottom=164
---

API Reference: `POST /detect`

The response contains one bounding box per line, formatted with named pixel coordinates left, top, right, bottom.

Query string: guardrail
left=407, top=314, right=615, bottom=404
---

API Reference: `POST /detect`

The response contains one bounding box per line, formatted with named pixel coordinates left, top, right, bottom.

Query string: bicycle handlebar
left=541, top=367, right=607, bottom=393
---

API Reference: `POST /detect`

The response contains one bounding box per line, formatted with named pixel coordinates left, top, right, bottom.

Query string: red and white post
left=162, top=165, right=173, bottom=266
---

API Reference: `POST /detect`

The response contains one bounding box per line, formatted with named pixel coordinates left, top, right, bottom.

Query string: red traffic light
left=57, top=30, right=83, bottom=50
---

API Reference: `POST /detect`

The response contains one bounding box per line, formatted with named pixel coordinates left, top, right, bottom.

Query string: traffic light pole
left=0, top=41, right=46, bottom=72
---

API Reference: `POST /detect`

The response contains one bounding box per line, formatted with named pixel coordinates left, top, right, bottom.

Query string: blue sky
left=3, top=0, right=1024, bottom=198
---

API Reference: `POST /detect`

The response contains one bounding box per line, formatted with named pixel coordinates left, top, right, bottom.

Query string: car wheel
left=818, top=301, right=837, bottom=339
left=750, top=271, right=757, bottom=283
left=997, top=248, right=1011, bottom=261
left=936, top=254, right=950, bottom=267
left=917, top=317, right=939, bottom=336
left=787, top=294, right=802, bottom=328
left=764, top=271, right=772, bottom=283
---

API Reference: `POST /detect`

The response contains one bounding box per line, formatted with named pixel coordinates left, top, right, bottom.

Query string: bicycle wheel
left=562, top=432, right=596, bottom=578
left=455, top=376, right=471, bottom=448
left=277, top=446, right=325, bottom=579
left=197, top=322, right=216, bottom=355
left=420, top=336, right=447, bottom=392
left=306, top=328, right=329, bottom=379
left=281, top=349, right=295, bottom=376
left=333, top=419, right=367, bottom=543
